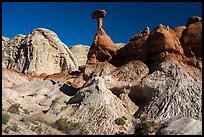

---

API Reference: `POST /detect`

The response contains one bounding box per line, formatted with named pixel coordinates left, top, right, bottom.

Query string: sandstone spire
left=87, top=9, right=116, bottom=64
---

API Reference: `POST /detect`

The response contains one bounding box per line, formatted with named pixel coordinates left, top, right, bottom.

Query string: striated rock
left=155, top=118, right=202, bottom=135
left=2, top=28, right=78, bottom=75
left=69, top=44, right=90, bottom=67
left=111, top=60, right=149, bottom=97
left=135, top=58, right=202, bottom=123
left=180, top=22, right=202, bottom=58
left=186, top=16, right=202, bottom=27
left=118, top=93, right=139, bottom=115
left=172, top=26, right=186, bottom=40
left=46, top=77, right=136, bottom=135
left=147, top=24, right=184, bottom=55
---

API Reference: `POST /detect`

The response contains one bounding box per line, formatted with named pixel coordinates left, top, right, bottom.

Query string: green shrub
left=8, top=103, right=20, bottom=114
left=35, top=126, right=43, bottom=135
left=23, top=109, right=30, bottom=115
left=115, top=117, right=126, bottom=125
left=54, top=117, right=88, bottom=134
left=2, top=113, right=10, bottom=125
left=30, top=117, right=40, bottom=125
left=31, top=125, right=43, bottom=135
left=4, top=126, right=11, bottom=134
left=10, top=123, right=18, bottom=132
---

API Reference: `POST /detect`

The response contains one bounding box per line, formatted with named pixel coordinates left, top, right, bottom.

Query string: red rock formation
left=112, top=27, right=150, bottom=66
left=186, top=16, right=202, bottom=27
left=181, top=22, right=202, bottom=58
left=147, top=24, right=184, bottom=55
left=87, top=10, right=116, bottom=64
left=130, top=26, right=150, bottom=42
left=172, top=26, right=186, bottom=40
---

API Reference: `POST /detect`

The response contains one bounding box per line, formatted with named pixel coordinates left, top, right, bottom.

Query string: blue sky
left=2, top=2, right=202, bottom=46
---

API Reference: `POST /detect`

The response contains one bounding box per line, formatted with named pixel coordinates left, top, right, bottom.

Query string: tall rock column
left=87, top=10, right=116, bottom=64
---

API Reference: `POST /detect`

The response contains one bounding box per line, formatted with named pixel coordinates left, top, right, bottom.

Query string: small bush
left=54, top=117, right=87, bottom=134
left=35, top=126, right=43, bottom=135
left=115, top=117, right=126, bottom=126
left=23, top=109, right=30, bottom=115
left=31, top=125, right=43, bottom=135
left=10, top=123, right=18, bottom=132
left=2, top=113, right=10, bottom=125
left=4, top=126, right=11, bottom=134
left=8, top=103, right=20, bottom=114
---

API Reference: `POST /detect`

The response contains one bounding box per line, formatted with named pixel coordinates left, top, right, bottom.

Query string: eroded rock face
left=46, top=77, right=136, bottom=135
left=2, top=28, right=78, bottom=75
left=87, top=28, right=117, bottom=64
left=113, top=36, right=148, bottom=66
left=155, top=118, right=202, bottom=135
left=147, top=24, right=184, bottom=55
left=69, top=44, right=90, bottom=67
left=181, top=22, right=202, bottom=58
left=134, top=58, right=202, bottom=123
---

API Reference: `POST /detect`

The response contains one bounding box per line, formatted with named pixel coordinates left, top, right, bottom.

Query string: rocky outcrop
left=134, top=57, right=202, bottom=123
left=155, top=118, right=202, bottom=135
left=69, top=44, right=90, bottom=67
left=2, top=28, right=78, bottom=75
left=147, top=24, right=184, bottom=55
left=113, top=36, right=148, bottom=66
left=130, top=26, right=150, bottom=42
left=180, top=22, right=202, bottom=58
left=186, top=16, right=202, bottom=27
left=46, top=77, right=136, bottom=135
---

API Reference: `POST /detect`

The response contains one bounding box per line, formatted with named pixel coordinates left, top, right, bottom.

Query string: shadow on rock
left=59, top=84, right=79, bottom=96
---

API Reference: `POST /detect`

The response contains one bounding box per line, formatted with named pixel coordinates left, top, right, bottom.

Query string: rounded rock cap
left=92, top=9, right=106, bottom=19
